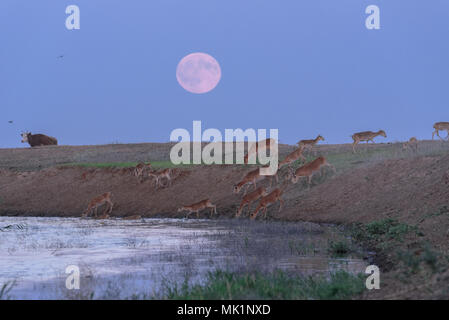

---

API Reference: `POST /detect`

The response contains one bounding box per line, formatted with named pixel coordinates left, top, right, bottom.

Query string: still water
left=0, top=217, right=367, bottom=299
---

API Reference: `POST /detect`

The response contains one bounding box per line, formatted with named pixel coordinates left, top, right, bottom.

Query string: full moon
left=176, top=53, right=221, bottom=94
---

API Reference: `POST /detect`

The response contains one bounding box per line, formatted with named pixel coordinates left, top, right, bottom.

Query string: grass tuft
left=163, top=270, right=365, bottom=300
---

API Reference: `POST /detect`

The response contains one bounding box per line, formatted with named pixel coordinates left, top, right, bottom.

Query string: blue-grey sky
left=1, top=0, right=448, bottom=148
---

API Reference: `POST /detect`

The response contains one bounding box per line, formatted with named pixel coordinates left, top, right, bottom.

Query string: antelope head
left=378, top=130, right=387, bottom=138
left=317, top=135, right=325, bottom=142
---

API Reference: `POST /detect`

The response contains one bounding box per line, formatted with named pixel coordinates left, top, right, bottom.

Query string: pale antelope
left=244, top=138, right=275, bottom=164
left=278, top=146, right=306, bottom=170
left=402, top=137, right=418, bottom=152
left=233, top=166, right=278, bottom=195
left=351, top=130, right=387, bottom=153
left=235, top=186, right=268, bottom=217
left=297, top=135, right=324, bottom=152
left=288, top=156, right=335, bottom=186
left=82, top=192, right=113, bottom=218
left=134, top=162, right=152, bottom=182
left=432, top=122, right=449, bottom=140
left=250, top=188, right=284, bottom=220
left=178, top=199, right=217, bottom=218
left=148, top=168, right=172, bottom=189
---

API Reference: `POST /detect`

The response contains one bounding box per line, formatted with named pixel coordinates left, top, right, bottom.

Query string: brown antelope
left=233, top=166, right=278, bottom=195
left=250, top=188, right=284, bottom=220
left=297, top=135, right=324, bottom=152
left=148, top=168, right=172, bottom=189
left=288, top=156, right=335, bottom=186
left=402, top=137, right=418, bottom=152
left=432, top=122, right=449, bottom=140
left=82, top=192, right=113, bottom=218
left=278, top=146, right=306, bottom=169
left=351, top=130, right=387, bottom=153
left=178, top=199, right=217, bottom=218
left=244, top=138, right=275, bottom=164
left=134, top=162, right=152, bottom=182
left=235, top=186, right=268, bottom=217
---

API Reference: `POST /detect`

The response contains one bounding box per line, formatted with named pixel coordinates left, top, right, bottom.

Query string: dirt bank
left=1, top=141, right=449, bottom=299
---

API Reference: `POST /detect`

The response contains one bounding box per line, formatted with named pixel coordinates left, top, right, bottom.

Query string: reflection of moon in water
left=176, top=53, right=221, bottom=94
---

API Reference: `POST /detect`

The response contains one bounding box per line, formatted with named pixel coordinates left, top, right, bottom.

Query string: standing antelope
left=278, top=146, right=306, bottom=169
left=288, top=156, right=335, bottom=186
left=244, top=138, right=275, bottom=164
left=250, top=188, right=284, bottom=220
left=402, top=137, right=418, bottom=152
left=351, top=130, right=387, bottom=153
left=148, top=168, right=172, bottom=189
left=432, top=122, right=449, bottom=140
left=235, top=186, right=268, bottom=218
left=178, top=199, right=217, bottom=218
left=297, top=135, right=324, bottom=152
left=134, top=162, right=152, bottom=182
left=82, top=192, right=113, bottom=218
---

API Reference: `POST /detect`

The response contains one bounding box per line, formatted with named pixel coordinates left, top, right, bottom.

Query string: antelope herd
left=80, top=121, right=448, bottom=221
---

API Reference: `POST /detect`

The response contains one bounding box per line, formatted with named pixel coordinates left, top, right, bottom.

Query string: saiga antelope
left=278, top=146, right=306, bottom=170
left=178, top=199, right=217, bottom=218
left=82, top=192, right=113, bottom=218
left=148, top=168, right=172, bottom=189
left=351, top=130, right=387, bottom=153
left=134, top=162, right=152, bottom=182
left=235, top=186, right=268, bottom=217
left=233, top=166, right=278, bottom=195
left=432, top=122, right=449, bottom=140
left=402, top=137, right=418, bottom=152
left=250, top=187, right=285, bottom=220
left=244, top=138, right=275, bottom=164
left=297, top=135, right=324, bottom=152
left=288, top=156, right=335, bottom=186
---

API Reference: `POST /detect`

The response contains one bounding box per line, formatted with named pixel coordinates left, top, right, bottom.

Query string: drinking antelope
left=402, top=137, right=418, bottom=152
left=250, top=188, right=284, bottom=220
left=178, top=199, right=217, bottom=218
left=134, top=162, right=152, bottom=182
left=278, top=146, right=306, bottom=170
left=148, top=168, right=172, bottom=189
left=288, top=156, right=335, bottom=186
left=432, top=122, right=449, bottom=140
left=82, top=192, right=113, bottom=218
left=244, top=138, right=275, bottom=164
left=235, top=186, right=268, bottom=217
left=297, top=135, right=324, bottom=152
left=351, top=130, right=387, bottom=153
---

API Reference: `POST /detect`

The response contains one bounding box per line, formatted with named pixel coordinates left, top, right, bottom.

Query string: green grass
left=327, top=239, right=353, bottom=257
left=162, top=270, right=365, bottom=300
left=351, top=218, right=417, bottom=243
left=61, top=161, right=193, bottom=169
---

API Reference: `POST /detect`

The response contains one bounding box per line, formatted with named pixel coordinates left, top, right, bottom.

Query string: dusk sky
left=1, top=1, right=448, bottom=148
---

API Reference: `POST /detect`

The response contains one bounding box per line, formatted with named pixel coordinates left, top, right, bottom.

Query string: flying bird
left=8, top=120, right=13, bottom=124
left=57, top=55, right=64, bottom=59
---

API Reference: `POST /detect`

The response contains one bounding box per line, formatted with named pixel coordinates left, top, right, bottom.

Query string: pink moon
left=176, top=53, right=221, bottom=94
